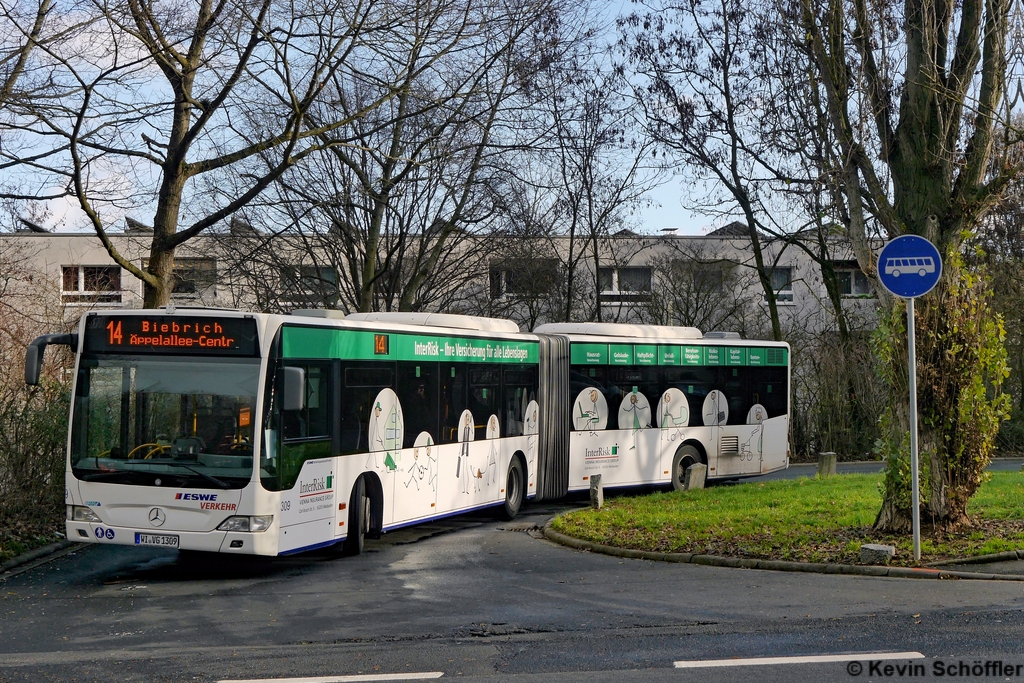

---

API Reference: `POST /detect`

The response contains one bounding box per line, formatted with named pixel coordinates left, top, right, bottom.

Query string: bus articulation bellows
left=28, top=309, right=790, bottom=557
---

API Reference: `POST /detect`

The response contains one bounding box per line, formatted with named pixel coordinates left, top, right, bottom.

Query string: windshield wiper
left=78, top=470, right=134, bottom=482
left=160, top=462, right=232, bottom=489
left=77, top=462, right=231, bottom=489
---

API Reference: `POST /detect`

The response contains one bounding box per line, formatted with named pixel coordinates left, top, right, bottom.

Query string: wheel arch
left=680, top=439, right=707, bottom=465
left=360, top=471, right=385, bottom=539
left=511, top=448, right=528, bottom=485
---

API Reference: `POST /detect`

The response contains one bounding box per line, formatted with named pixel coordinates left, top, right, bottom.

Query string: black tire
left=500, top=458, right=524, bottom=520
left=342, top=477, right=369, bottom=556
left=671, top=445, right=701, bottom=492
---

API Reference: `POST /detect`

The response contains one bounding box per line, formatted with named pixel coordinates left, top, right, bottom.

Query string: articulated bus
left=26, top=308, right=789, bottom=557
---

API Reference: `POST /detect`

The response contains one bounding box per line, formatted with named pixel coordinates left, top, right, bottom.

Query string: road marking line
left=218, top=673, right=444, bottom=683
left=674, top=652, right=925, bottom=668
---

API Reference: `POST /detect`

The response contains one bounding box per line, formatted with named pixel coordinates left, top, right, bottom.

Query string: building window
left=141, top=257, right=218, bottom=298
left=171, top=258, right=217, bottom=296
left=490, top=259, right=558, bottom=299
left=668, top=261, right=725, bottom=293
left=598, top=266, right=652, bottom=302
left=766, top=266, right=793, bottom=303
left=834, top=263, right=872, bottom=297
left=61, top=265, right=122, bottom=304
left=280, top=264, right=338, bottom=306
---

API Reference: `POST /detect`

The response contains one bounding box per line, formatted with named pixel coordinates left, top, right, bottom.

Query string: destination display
left=84, top=314, right=259, bottom=356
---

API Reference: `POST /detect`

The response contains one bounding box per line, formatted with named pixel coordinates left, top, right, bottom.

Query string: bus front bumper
left=65, top=521, right=279, bottom=555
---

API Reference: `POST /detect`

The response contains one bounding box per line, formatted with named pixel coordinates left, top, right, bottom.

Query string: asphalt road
left=3, top=463, right=1024, bottom=682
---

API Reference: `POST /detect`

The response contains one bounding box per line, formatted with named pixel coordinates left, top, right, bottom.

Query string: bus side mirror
left=282, top=366, right=305, bottom=412
left=25, top=333, right=78, bottom=386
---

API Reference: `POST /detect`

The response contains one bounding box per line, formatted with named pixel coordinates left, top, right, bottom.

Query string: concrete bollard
left=860, top=543, right=896, bottom=565
left=817, top=452, right=837, bottom=478
left=590, top=473, right=603, bottom=509
left=684, top=463, right=707, bottom=491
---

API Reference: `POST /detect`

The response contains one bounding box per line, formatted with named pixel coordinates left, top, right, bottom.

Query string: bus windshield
left=71, top=356, right=260, bottom=489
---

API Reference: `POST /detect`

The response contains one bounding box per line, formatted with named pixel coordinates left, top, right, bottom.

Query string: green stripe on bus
left=570, top=343, right=608, bottom=364
left=681, top=345, right=703, bottom=365
left=569, top=342, right=788, bottom=367
left=634, top=344, right=658, bottom=365
left=726, top=347, right=746, bottom=366
left=281, top=326, right=538, bottom=363
left=609, top=344, right=633, bottom=365
left=659, top=345, right=680, bottom=365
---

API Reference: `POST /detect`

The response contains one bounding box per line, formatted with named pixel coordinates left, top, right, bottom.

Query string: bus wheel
left=501, top=458, right=524, bottom=520
left=342, top=477, right=369, bottom=556
left=671, top=445, right=701, bottom=492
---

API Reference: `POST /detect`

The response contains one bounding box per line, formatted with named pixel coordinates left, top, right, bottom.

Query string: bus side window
left=469, top=365, right=501, bottom=439
left=719, top=366, right=750, bottom=425
left=274, top=361, right=333, bottom=491
left=755, top=366, right=788, bottom=418
left=666, top=366, right=715, bottom=426
left=339, top=364, right=394, bottom=454
left=397, top=362, right=438, bottom=448
left=282, top=363, right=331, bottom=441
left=503, top=366, right=538, bottom=436
left=439, top=364, right=467, bottom=443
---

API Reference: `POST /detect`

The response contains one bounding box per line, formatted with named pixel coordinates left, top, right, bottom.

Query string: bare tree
left=618, top=0, right=800, bottom=340
left=0, top=0, right=95, bottom=206
left=2, top=0, right=491, bottom=306
left=215, top=0, right=574, bottom=314
left=498, top=44, right=662, bottom=324
left=795, top=0, right=1019, bottom=530
left=643, top=240, right=758, bottom=332
left=0, top=231, right=71, bottom=547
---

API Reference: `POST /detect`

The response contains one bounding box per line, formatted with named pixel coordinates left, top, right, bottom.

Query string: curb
left=542, top=521, right=1024, bottom=582
left=0, top=540, right=76, bottom=576
left=926, top=549, right=1024, bottom=567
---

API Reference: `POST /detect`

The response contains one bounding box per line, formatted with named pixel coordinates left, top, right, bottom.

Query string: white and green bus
left=27, top=309, right=788, bottom=557
left=535, top=323, right=790, bottom=490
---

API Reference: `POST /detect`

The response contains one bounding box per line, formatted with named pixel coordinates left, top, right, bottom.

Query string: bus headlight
left=217, top=515, right=273, bottom=532
left=67, top=505, right=101, bottom=522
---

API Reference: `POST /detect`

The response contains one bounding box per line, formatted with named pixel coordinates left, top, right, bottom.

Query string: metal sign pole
left=907, top=297, right=921, bottom=561
left=877, top=234, right=940, bottom=564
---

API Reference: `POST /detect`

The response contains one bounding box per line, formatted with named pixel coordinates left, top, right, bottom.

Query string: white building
left=1, top=220, right=878, bottom=338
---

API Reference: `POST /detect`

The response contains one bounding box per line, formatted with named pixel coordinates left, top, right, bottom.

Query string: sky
left=31, top=0, right=722, bottom=238
left=633, top=186, right=716, bottom=236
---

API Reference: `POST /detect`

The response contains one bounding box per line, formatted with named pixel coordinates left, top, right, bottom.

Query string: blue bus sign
left=877, top=235, right=942, bottom=299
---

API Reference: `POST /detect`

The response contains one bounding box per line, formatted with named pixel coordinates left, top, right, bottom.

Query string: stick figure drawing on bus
left=486, top=415, right=499, bottom=485
left=405, top=446, right=426, bottom=489
left=426, top=439, right=437, bottom=491
left=618, top=389, right=650, bottom=451
left=572, top=388, right=606, bottom=435
left=575, top=389, right=601, bottom=434
left=367, top=389, right=403, bottom=472
left=740, top=404, right=766, bottom=461
left=411, top=431, right=438, bottom=492
left=366, top=402, right=383, bottom=470
left=525, top=401, right=539, bottom=467
left=457, top=410, right=473, bottom=494
left=659, top=389, right=689, bottom=442
left=701, top=390, right=729, bottom=427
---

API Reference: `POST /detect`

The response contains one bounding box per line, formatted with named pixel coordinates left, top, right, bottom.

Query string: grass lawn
left=550, top=472, right=1024, bottom=566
